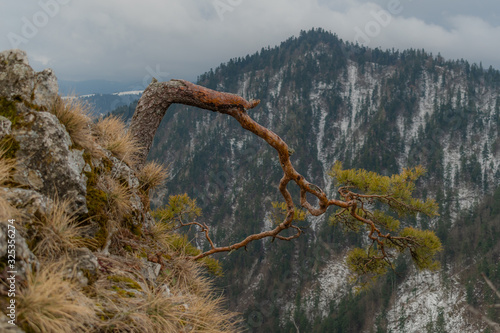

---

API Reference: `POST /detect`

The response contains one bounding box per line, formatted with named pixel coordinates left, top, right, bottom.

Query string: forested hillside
left=117, top=28, right=500, bottom=332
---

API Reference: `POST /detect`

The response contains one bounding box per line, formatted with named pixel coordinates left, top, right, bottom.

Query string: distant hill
left=79, top=91, right=142, bottom=116
left=58, top=79, right=144, bottom=116
left=129, top=28, right=500, bottom=332
left=58, top=79, right=143, bottom=95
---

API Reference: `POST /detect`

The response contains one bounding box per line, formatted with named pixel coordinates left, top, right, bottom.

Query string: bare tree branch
left=468, top=306, right=500, bottom=333
left=130, top=79, right=260, bottom=168
left=483, top=273, right=500, bottom=300
left=467, top=274, right=500, bottom=332
left=130, top=79, right=431, bottom=262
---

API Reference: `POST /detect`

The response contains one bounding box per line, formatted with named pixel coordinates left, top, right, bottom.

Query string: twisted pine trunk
left=130, top=78, right=259, bottom=168
left=128, top=78, right=349, bottom=259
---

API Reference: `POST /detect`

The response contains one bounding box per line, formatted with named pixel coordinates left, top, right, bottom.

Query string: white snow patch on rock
left=385, top=269, right=483, bottom=333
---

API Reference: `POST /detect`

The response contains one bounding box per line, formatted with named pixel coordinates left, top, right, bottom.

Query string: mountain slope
left=142, top=28, right=500, bottom=332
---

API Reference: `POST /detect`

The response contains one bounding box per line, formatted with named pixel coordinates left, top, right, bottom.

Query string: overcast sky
left=1, top=0, right=499, bottom=84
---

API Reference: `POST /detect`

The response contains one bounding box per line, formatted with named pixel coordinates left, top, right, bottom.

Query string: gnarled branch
left=130, top=79, right=429, bottom=263
left=130, top=79, right=260, bottom=168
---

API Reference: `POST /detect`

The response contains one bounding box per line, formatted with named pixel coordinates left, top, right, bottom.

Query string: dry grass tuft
left=0, top=145, right=18, bottom=221
left=33, top=196, right=96, bottom=258
left=16, top=261, right=98, bottom=333
left=165, top=256, right=213, bottom=296
left=97, top=269, right=240, bottom=332
left=51, top=96, right=101, bottom=156
left=0, top=196, right=15, bottom=222
left=149, top=219, right=176, bottom=250
left=96, top=174, right=133, bottom=220
left=137, top=160, right=169, bottom=192
left=181, top=291, right=241, bottom=333
left=0, top=146, right=15, bottom=185
left=95, top=115, right=142, bottom=167
left=95, top=175, right=134, bottom=253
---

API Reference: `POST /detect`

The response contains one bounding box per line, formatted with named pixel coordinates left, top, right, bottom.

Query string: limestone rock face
left=0, top=49, right=58, bottom=110
left=66, top=248, right=99, bottom=286
left=0, top=115, right=11, bottom=139
left=0, top=49, right=156, bottom=232
left=0, top=223, right=38, bottom=280
left=0, top=188, right=51, bottom=221
left=12, top=110, right=88, bottom=212
left=0, top=48, right=155, bottom=290
left=0, top=49, right=234, bottom=333
left=1, top=49, right=88, bottom=214
left=0, top=315, right=25, bottom=333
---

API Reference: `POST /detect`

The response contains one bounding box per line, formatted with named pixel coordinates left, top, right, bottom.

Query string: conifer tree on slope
left=130, top=78, right=442, bottom=285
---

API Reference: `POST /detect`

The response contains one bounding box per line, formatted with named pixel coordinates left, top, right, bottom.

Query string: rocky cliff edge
left=0, top=49, right=237, bottom=333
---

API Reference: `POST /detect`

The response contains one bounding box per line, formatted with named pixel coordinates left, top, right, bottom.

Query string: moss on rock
left=83, top=158, right=110, bottom=250
left=107, top=275, right=142, bottom=291
left=0, top=134, right=20, bottom=159
left=0, top=97, right=18, bottom=122
left=123, top=213, right=142, bottom=237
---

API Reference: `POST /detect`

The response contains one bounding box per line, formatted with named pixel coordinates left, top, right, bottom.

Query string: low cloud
left=1, top=0, right=498, bottom=82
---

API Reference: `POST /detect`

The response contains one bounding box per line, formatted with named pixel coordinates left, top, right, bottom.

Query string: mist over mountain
left=80, top=92, right=142, bottom=116
left=114, top=28, right=500, bottom=332
left=58, top=79, right=143, bottom=96
left=58, top=79, right=144, bottom=116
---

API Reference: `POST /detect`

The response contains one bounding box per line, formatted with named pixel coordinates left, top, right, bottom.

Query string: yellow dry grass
left=165, top=256, right=213, bottom=296
left=0, top=145, right=18, bottom=221
left=148, top=223, right=204, bottom=283
left=0, top=146, right=15, bottom=185
left=0, top=195, right=14, bottom=222
left=1, top=94, right=241, bottom=332
left=95, top=115, right=142, bottom=167
left=33, top=196, right=96, bottom=258
left=16, top=261, right=98, bottom=333
left=137, top=160, right=169, bottom=192
left=96, top=174, right=133, bottom=220
left=149, top=219, right=176, bottom=250
left=96, top=267, right=240, bottom=333
left=51, top=96, right=101, bottom=156
left=95, top=175, right=135, bottom=253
